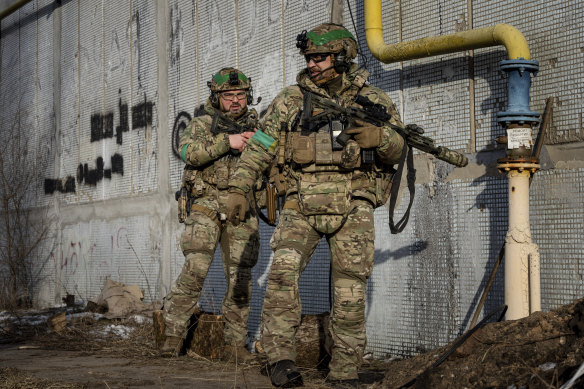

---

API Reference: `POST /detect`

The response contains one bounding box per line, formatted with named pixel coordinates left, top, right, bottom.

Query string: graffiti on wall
left=50, top=226, right=144, bottom=296
left=44, top=94, right=154, bottom=194
left=170, top=104, right=208, bottom=159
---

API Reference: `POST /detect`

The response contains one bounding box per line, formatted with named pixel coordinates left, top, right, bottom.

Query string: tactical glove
left=226, top=188, right=249, bottom=225
left=345, top=120, right=383, bottom=149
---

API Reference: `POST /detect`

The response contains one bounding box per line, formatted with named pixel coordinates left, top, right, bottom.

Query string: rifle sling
left=388, top=142, right=415, bottom=234
left=210, top=112, right=220, bottom=135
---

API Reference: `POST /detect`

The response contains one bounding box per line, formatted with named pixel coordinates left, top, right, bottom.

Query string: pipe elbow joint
left=492, top=24, right=531, bottom=60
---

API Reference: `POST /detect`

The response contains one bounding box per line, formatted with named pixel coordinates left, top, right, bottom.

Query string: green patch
left=307, top=29, right=356, bottom=46
left=251, top=130, right=277, bottom=152
left=180, top=144, right=189, bottom=162
left=213, top=72, right=248, bottom=86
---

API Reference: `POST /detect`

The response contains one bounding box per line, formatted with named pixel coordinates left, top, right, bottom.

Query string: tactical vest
left=275, top=85, right=395, bottom=215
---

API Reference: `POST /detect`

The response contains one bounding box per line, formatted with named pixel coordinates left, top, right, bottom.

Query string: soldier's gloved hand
left=345, top=119, right=383, bottom=149
left=226, top=188, right=249, bottom=225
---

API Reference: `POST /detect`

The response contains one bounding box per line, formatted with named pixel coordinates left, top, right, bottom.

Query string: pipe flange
left=497, top=157, right=540, bottom=173
left=497, top=112, right=540, bottom=125
left=500, top=59, right=539, bottom=74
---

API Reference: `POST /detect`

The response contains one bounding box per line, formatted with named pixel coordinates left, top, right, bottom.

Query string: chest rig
left=285, top=89, right=367, bottom=171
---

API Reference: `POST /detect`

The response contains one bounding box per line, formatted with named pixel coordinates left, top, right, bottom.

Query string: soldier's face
left=219, top=89, right=248, bottom=114
left=306, top=53, right=334, bottom=83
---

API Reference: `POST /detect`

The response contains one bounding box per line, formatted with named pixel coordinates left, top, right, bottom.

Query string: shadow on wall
left=460, top=163, right=508, bottom=332
left=350, top=1, right=510, bottom=336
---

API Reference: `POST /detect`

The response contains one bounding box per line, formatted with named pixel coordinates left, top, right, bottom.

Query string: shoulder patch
left=251, top=130, right=277, bottom=152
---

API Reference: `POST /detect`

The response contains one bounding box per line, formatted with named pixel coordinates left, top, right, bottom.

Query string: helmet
left=296, top=23, right=357, bottom=73
left=207, top=67, right=253, bottom=107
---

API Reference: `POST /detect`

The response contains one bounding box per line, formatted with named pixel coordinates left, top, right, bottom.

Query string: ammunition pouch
left=291, top=132, right=316, bottom=165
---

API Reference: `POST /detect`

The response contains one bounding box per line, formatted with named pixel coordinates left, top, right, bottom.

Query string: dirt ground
left=1, top=298, right=583, bottom=389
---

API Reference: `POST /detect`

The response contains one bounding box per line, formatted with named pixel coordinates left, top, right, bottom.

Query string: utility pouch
left=183, top=167, right=204, bottom=197
left=176, top=187, right=189, bottom=223
left=291, top=132, right=316, bottom=165
left=315, top=132, right=333, bottom=165
left=214, top=162, right=230, bottom=189
left=297, top=173, right=350, bottom=215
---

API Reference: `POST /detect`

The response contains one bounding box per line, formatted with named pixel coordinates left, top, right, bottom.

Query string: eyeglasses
left=220, top=91, right=247, bottom=101
left=304, top=53, right=329, bottom=64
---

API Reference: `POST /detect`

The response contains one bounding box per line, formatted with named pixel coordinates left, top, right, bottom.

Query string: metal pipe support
left=498, top=166, right=541, bottom=319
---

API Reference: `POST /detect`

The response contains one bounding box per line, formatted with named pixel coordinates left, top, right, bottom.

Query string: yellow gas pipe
left=364, top=0, right=530, bottom=61
left=364, top=0, right=540, bottom=320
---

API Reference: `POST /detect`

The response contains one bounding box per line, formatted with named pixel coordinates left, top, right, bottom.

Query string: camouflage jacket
left=179, top=99, right=259, bottom=197
left=229, top=65, right=405, bottom=211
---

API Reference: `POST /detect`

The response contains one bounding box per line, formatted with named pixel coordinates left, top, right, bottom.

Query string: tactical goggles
left=220, top=91, right=247, bottom=101
left=304, top=53, right=330, bottom=64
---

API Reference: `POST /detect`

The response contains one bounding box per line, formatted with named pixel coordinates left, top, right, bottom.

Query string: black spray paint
left=44, top=92, right=152, bottom=195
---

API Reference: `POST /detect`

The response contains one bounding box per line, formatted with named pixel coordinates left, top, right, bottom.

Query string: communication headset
left=333, top=49, right=350, bottom=74
left=208, top=82, right=219, bottom=107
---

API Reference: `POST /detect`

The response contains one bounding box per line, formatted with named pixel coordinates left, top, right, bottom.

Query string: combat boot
left=221, top=344, right=256, bottom=364
left=158, top=336, right=183, bottom=357
left=269, top=359, right=303, bottom=388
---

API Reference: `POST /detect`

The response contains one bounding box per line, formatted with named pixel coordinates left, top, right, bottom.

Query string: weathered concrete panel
left=54, top=216, right=160, bottom=302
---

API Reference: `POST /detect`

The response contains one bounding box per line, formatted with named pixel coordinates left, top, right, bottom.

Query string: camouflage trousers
left=164, top=195, right=260, bottom=347
left=261, top=198, right=375, bottom=380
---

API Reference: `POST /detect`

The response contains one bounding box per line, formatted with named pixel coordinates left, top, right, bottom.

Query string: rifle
left=306, top=93, right=468, bottom=234
left=209, top=110, right=257, bottom=136
left=307, top=93, right=468, bottom=168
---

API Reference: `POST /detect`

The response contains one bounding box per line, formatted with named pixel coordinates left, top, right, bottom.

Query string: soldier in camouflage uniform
left=161, top=68, right=259, bottom=364
left=226, top=24, right=405, bottom=387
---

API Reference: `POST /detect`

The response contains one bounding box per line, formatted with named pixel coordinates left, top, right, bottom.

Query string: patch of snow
left=94, top=324, right=134, bottom=339
left=128, top=314, right=150, bottom=324
left=69, top=311, right=105, bottom=320
left=539, top=362, right=556, bottom=371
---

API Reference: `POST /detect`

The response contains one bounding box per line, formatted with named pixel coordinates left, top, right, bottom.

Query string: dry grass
left=0, top=367, right=86, bottom=389
left=0, top=307, right=389, bottom=388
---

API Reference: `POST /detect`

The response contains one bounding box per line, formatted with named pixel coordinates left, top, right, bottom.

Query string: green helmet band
left=307, top=29, right=356, bottom=47
left=212, top=72, right=248, bottom=87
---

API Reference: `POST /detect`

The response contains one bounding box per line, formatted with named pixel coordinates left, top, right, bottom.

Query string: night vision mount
left=296, top=30, right=308, bottom=50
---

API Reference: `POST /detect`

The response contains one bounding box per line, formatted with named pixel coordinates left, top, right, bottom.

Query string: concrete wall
left=0, top=0, right=582, bottom=358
